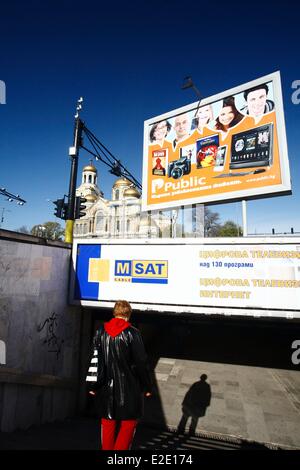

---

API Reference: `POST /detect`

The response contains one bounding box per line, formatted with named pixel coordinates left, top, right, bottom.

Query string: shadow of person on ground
left=177, top=374, right=211, bottom=436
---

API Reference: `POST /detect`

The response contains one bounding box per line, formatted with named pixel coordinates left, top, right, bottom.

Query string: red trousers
left=101, top=418, right=138, bottom=450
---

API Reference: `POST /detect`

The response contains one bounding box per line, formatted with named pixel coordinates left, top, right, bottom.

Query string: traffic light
left=62, top=202, right=69, bottom=220
left=53, top=199, right=65, bottom=219
left=75, top=196, right=87, bottom=219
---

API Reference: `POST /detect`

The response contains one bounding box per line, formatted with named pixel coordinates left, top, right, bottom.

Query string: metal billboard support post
left=242, top=200, right=247, bottom=237
left=171, top=209, right=178, bottom=238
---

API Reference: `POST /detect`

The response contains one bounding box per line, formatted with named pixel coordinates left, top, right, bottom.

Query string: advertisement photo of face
left=173, top=113, right=190, bottom=148
left=215, top=97, right=244, bottom=132
left=242, top=84, right=275, bottom=118
left=150, top=120, right=172, bottom=146
left=192, top=105, right=214, bottom=132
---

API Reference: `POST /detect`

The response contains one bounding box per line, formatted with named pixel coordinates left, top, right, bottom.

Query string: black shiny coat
left=89, top=324, right=152, bottom=420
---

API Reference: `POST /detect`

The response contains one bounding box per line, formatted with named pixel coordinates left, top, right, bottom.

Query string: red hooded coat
left=87, top=318, right=152, bottom=420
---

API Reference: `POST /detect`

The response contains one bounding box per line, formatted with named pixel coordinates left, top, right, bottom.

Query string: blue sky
left=0, top=0, right=299, bottom=235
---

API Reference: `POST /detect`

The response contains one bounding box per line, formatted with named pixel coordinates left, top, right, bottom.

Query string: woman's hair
left=215, top=96, right=244, bottom=131
left=149, top=120, right=172, bottom=142
left=113, top=300, right=132, bottom=319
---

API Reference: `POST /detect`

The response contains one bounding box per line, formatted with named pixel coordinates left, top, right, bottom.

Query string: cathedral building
left=73, top=164, right=172, bottom=238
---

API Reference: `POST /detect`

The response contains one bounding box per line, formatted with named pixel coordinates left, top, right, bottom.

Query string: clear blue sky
left=1, top=0, right=299, bottom=235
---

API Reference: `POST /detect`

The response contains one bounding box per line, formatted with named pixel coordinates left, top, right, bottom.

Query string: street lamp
left=181, top=75, right=203, bottom=119
left=181, top=76, right=201, bottom=99
left=0, top=187, right=26, bottom=204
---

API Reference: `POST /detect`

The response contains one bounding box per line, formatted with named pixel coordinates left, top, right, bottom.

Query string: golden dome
left=85, top=194, right=97, bottom=202
left=113, top=177, right=132, bottom=187
left=123, top=187, right=141, bottom=198
left=83, top=165, right=97, bottom=173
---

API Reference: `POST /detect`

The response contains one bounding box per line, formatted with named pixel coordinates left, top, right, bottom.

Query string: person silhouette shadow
left=177, top=374, right=211, bottom=436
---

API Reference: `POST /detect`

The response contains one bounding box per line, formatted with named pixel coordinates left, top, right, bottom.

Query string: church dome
left=83, top=164, right=97, bottom=173
left=123, top=187, right=141, bottom=199
left=113, top=177, right=132, bottom=188
left=85, top=194, right=97, bottom=203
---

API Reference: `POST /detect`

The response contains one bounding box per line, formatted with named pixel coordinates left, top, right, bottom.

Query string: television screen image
left=230, top=124, right=273, bottom=169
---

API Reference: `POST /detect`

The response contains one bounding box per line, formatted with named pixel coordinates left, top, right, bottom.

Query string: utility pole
left=60, top=97, right=141, bottom=242
left=65, top=98, right=84, bottom=243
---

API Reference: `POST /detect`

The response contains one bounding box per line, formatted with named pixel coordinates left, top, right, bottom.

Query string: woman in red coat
left=86, top=300, right=152, bottom=450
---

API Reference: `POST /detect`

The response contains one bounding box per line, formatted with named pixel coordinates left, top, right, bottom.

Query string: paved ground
left=138, top=319, right=300, bottom=450
left=0, top=417, right=287, bottom=450
left=145, top=358, right=300, bottom=449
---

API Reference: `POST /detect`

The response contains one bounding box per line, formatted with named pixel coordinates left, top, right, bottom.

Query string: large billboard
left=70, top=238, right=300, bottom=318
left=142, top=71, right=291, bottom=211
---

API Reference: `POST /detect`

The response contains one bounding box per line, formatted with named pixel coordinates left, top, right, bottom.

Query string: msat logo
left=115, top=260, right=168, bottom=284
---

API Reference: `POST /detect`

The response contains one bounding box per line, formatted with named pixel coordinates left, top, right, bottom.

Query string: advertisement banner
left=142, top=71, right=291, bottom=211
left=70, top=239, right=300, bottom=318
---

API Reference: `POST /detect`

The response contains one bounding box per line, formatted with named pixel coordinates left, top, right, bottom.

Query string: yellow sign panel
left=88, top=259, right=110, bottom=282
left=132, top=260, right=168, bottom=278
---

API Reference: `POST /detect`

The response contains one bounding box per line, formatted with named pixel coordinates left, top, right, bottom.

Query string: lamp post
left=181, top=76, right=203, bottom=238
left=181, top=76, right=201, bottom=100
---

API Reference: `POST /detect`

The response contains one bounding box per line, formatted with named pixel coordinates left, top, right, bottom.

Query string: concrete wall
left=0, top=230, right=87, bottom=432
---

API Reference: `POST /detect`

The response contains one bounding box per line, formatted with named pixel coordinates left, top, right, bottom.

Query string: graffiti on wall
left=37, top=312, right=64, bottom=359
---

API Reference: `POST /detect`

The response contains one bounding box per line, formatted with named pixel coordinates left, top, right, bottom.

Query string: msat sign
left=115, top=260, right=168, bottom=284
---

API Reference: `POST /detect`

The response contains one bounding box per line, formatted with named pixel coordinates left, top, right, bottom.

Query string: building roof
left=113, top=177, right=132, bottom=188
left=123, top=187, right=141, bottom=198
left=84, top=194, right=98, bottom=202
left=83, top=164, right=97, bottom=173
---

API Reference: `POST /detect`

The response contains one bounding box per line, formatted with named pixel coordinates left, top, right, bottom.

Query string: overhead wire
left=81, top=124, right=142, bottom=191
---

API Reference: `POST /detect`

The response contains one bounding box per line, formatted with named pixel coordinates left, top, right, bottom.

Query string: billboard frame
left=69, top=236, right=300, bottom=319
left=142, top=71, right=291, bottom=212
